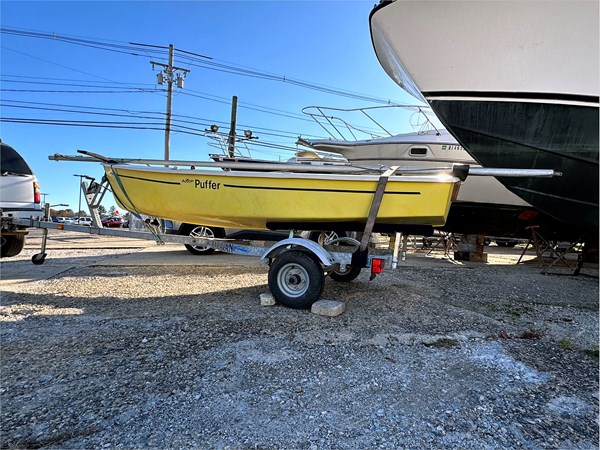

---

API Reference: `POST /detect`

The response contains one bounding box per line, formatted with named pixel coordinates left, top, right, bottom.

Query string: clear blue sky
left=1, top=0, right=423, bottom=213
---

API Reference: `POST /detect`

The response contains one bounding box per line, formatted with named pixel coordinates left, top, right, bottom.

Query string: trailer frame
left=8, top=210, right=397, bottom=309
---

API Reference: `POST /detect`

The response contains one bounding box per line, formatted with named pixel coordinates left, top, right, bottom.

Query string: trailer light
left=57, top=224, right=64, bottom=230
left=371, top=258, right=385, bottom=274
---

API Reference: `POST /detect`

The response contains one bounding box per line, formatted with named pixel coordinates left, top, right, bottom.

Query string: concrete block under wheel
left=260, top=293, right=277, bottom=306
left=311, top=300, right=346, bottom=317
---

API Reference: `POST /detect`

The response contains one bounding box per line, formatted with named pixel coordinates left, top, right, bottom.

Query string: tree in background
left=51, top=208, right=74, bottom=217
left=98, top=205, right=107, bottom=216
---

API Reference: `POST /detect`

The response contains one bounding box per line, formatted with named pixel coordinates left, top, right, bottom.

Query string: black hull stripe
left=115, top=173, right=422, bottom=195
left=223, top=184, right=420, bottom=195
left=116, top=173, right=181, bottom=185
left=423, top=91, right=599, bottom=104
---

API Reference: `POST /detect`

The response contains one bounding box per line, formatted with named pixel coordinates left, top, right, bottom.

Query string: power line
left=2, top=27, right=409, bottom=105
left=0, top=99, right=325, bottom=139
left=1, top=75, right=314, bottom=123
left=1, top=27, right=164, bottom=58
left=1, top=78, right=156, bottom=89
left=0, top=117, right=209, bottom=136
left=1, top=74, right=155, bottom=84
left=1, top=88, right=162, bottom=94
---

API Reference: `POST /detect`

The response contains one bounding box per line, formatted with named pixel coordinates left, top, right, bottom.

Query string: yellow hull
left=103, top=164, right=460, bottom=230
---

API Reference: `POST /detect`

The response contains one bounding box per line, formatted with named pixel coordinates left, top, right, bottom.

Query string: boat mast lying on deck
left=48, top=151, right=560, bottom=179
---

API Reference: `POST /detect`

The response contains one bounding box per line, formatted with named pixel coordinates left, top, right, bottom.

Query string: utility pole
left=164, top=44, right=174, bottom=161
left=151, top=45, right=190, bottom=161
left=227, top=96, right=238, bottom=158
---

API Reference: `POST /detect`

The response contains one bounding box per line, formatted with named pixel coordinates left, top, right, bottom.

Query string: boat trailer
left=9, top=164, right=406, bottom=310
left=8, top=153, right=560, bottom=309
left=11, top=211, right=399, bottom=309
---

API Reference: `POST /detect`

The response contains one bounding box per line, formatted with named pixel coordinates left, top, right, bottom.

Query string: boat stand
left=517, top=226, right=593, bottom=276
left=422, top=232, right=458, bottom=258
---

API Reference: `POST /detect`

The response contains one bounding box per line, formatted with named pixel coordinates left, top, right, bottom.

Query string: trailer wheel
left=268, top=251, right=324, bottom=309
left=0, top=234, right=26, bottom=258
left=330, top=264, right=362, bottom=282
left=180, top=224, right=225, bottom=255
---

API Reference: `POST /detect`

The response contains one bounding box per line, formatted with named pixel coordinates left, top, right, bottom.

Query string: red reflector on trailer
left=371, top=258, right=385, bottom=274
left=57, top=224, right=64, bottom=230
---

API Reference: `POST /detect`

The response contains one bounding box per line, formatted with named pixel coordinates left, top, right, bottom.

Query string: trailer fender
left=261, top=238, right=336, bottom=267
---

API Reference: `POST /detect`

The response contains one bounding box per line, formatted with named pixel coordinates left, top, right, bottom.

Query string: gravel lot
left=1, top=231, right=598, bottom=449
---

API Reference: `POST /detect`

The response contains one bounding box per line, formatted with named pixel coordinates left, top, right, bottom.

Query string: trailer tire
left=268, top=251, right=324, bottom=309
left=0, top=233, right=26, bottom=258
left=330, top=264, right=362, bottom=282
left=180, top=224, right=225, bottom=255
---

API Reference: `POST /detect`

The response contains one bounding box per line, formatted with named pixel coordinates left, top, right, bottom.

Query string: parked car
left=173, top=223, right=294, bottom=255
left=101, top=216, right=124, bottom=228
left=1, top=142, right=43, bottom=257
left=128, top=217, right=344, bottom=256
left=72, top=217, right=93, bottom=226
left=126, top=219, right=288, bottom=255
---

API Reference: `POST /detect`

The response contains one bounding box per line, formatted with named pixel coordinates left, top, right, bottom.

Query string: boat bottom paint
left=430, top=98, right=599, bottom=233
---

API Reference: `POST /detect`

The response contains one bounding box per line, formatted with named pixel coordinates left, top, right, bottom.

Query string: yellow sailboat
left=102, top=162, right=461, bottom=231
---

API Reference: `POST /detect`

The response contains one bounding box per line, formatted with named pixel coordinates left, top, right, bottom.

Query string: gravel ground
left=1, top=233, right=598, bottom=449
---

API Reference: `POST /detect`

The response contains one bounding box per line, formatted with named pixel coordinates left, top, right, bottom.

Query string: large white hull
left=371, top=0, right=598, bottom=100
left=369, top=0, right=599, bottom=233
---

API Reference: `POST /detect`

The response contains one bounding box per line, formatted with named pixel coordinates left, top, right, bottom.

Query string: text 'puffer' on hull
left=369, top=0, right=599, bottom=235
left=103, top=163, right=460, bottom=231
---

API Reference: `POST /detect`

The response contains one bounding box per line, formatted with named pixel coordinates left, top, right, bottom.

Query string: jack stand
left=389, top=232, right=405, bottom=269
left=401, top=233, right=408, bottom=262
left=32, top=203, right=51, bottom=265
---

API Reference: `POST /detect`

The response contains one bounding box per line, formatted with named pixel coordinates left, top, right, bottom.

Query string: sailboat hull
left=103, top=164, right=460, bottom=231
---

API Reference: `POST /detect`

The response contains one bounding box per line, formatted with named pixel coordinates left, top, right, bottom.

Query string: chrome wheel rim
left=189, top=226, right=215, bottom=251
left=277, top=263, right=309, bottom=298
left=318, top=231, right=340, bottom=246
